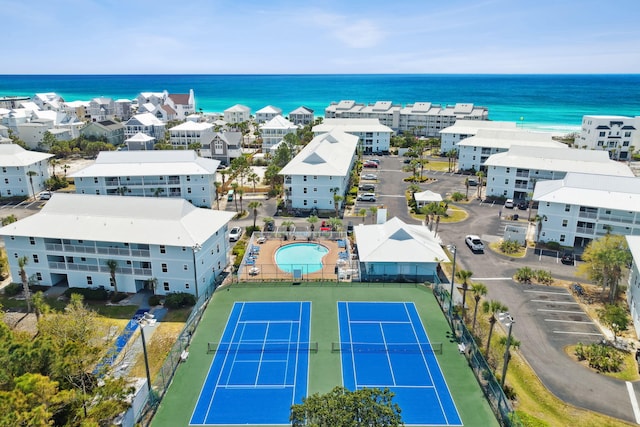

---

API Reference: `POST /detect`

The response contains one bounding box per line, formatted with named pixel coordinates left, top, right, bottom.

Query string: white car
left=357, top=193, right=377, bottom=202
left=39, top=191, right=52, bottom=200
left=229, top=227, right=243, bottom=242
left=361, top=173, right=378, bottom=180
left=465, top=235, right=485, bottom=252
left=504, top=199, right=514, bottom=209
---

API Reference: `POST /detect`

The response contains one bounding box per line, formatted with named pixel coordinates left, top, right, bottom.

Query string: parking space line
left=473, top=277, right=513, bottom=281
left=626, top=382, right=640, bottom=424
left=531, top=300, right=579, bottom=305
left=544, top=319, right=594, bottom=324
left=538, top=309, right=588, bottom=314
left=553, top=331, right=602, bottom=336
left=524, top=290, right=569, bottom=295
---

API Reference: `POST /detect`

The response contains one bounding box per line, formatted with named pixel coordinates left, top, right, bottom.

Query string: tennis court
left=337, top=301, right=462, bottom=426
left=190, top=301, right=311, bottom=426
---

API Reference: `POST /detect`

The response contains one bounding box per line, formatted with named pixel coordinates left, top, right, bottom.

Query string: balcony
left=578, top=212, right=598, bottom=219
left=575, top=226, right=595, bottom=235
left=48, top=262, right=100, bottom=272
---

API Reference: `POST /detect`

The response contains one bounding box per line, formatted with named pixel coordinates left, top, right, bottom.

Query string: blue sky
left=3, top=0, right=640, bottom=74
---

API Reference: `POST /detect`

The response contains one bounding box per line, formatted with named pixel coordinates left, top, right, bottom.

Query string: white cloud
left=307, top=10, right=385, bottom=49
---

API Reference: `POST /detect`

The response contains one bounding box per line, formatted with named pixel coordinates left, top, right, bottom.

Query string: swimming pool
left=275, top=243, right=329, bottom=274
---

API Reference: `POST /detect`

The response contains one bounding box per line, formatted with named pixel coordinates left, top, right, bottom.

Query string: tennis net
left=331, top=341, right=442, bottom=355
left=207, top=341, right=318, bottom=354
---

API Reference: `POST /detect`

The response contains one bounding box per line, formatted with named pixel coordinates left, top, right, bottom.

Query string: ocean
left=1, top=74, right=639, bottom=134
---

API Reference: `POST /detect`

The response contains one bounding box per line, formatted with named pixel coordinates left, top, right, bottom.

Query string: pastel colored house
left=224, top=104, right=251, bottom=124
left=354, top=217, right=447, bottom=282
left=80, top=120, right=126, bottom=146
left=255, top=105, right=282, bottom=123
left=123, top=113, right=166, bottom=140
left=0, top=193, right=235, bottom=296
left=260, top=115, right=298, bottom=153
left=288, top=106, right=314, bottom=126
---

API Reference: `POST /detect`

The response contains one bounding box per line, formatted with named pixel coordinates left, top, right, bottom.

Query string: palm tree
left=464, top=178, right=470, bottom=200
left=106, top=259, right=119, bottom=296
left=330, top=187, right=343, bottom=218
left=475, top=171, right=485, bottom=199
left=482, top=300, right=508, bottom=360
left=471, top=283, right=488, bottom=331
left=219, top=169, right=228, bottom=187
left=327, top=217, right=343, bottom=231
left=238, top=188, right=245, bottom=214
left=248, top=201, right=262, bottom=229
left=214, top=182, right=221, bottom=210
left=231, top=182, right=239, bottom=212
left=27, top=170, right=37, bottom=200
left=49, top=158, right=59, bottom=177
left=146, top=277, right=158, bottom=294
left=455, top=270, right=473, bottom=319
left=535, top=214, right=547, bottom=243
left=62, top=164, right=70, bottom=177
left=248, top=172, right=260, bottom=192
left=358, top=208, right=367, bottom=222
left=369, top=206, right=378, bottom=224
left=18, top=256, right=31, bottom=313
left=153, top=187, right=164, bottom=197
left=307, top=215, right=319, bottom=232
left=282, top=220, right=294, bottom=233
left=32, top=291, right=49, bottom=322
left=117, top=186, right=128, bottom=196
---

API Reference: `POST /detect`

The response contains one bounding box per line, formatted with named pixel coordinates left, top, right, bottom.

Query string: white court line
left=472, top=277, right=512, bottom=281
left=553, top=331, right=603, bottom=336
left=544, top=319, right=594, bottom=324
left=627, top=381, right=640, bottom=424
left=531, top=299, right=579, bottom=305
left=538, top=309, right=587, bottom=314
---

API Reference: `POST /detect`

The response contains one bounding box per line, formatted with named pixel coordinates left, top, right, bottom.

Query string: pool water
left=275, top=243, right=329, bottom=274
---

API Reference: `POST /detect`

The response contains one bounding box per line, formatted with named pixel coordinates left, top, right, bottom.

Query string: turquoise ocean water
left=1, top=74, right=639, bottom=134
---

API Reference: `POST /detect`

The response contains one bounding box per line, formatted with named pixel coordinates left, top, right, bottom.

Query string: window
left=560, top=235, right=566, bottom=242
left=562, top=220, right=568, bottom=227
left=36, top=272, right=42, bottom=281
left=185, top=283, right=190, bottom=289
left=314, top=176, right=318, bottom=180
left=3, top=178, right=7, bottom=184
left=506, top=168, right=511, bottom=173
left=87, top=276, right=93, bottom=285
left=186, top=175, right=191, bottom=181
left=303, top=200, right=308, bottom=206
left=187, top=187, right=192, bottom=194
left=303, top=175, right=307, bottom=182
left=183, top=264, right=188, bottom=270
left=504, top=179, right=509, bottom=184
left=94, top=177, right=99, bottom=183
left=314, top=188, right=317, bottom=192
left=303, top=188, right=307, bottom=194
left=160, top=245, right=166, bottom=254
left=216, top=244, right=220, bottom=253
left=163, top=282, right=170, bottom=291
left=599, top=131, right=606, bottom=137
left=33, top=254, right=39, bottom=263
left=29, top=237, right=35, bottom=245
left=162, top=263, right=168, bottom=273
left=110, top=276, right=115, bottom=287
left=565, top=204, right=570, bottom=212
left=182, top=247, right=186, bottom=251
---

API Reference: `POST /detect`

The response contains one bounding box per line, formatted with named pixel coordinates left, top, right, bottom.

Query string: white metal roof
left=414, top=190, right=443, bottom=203
left=279, top=131, right=358, bottom=177
left=169, top=121, right=213, bottom=131
left=260, top=115, right=297, bottom=130
left=533, top=172, right=640, bottom=211
left=458, top=129, right=564, bottom=149
left=485, top=145, right=635, bottom=176
left=0, top=193, right=235, bottom=247
left=256, top=105, right=282, bottom=114
left=69, top=150, right=219, bottom=178
left=128, top=113, right=164, bottom=126
left=440, top=120, right=517, bottom=136
left=354, top=217, right=447, bottom=263
left=312, top=118, right=393, bottom=133
left=224, top=104, right=250, bottom=113
left=289, top=106, right=314, bottom=115
left=0, top=144, right=53, bottom=166
left=125, top=132, right=155, bottom=142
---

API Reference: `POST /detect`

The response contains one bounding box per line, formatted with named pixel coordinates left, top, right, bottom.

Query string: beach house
left=70, top=150, right=219, bottom=207
left=574, top=115, right=638, bottom=160
left=80, top=120, right=126, bottom=146
left=123, top=113, right=166, bottom=140
left=288, top=106, right=314, bottom=125
left=279, top=130, right=358, bottom=213
left=224, top=104, right=251, bottom=124
left=0, top=194, right=235, bottom=296
left=255, top=105, right=282, bottom=123
left=260, top=115, right=298, bottom=153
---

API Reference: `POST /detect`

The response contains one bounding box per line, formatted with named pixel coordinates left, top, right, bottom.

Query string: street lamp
left=498, top=312, right=515, bottom=389
left=448, top=245, right=457, bottom=325
left=138, top=320, right=153, bottom=400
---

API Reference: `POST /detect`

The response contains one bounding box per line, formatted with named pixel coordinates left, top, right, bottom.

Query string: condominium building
left=312, top=118, right=393, bottom=154
left=0, top=194, right=235, bottom=296
left=484, top=145, right=634, bottom=201
left=169, top=121, right=215, bottom=152
left=279, top=131, right=358, bottom=212
left=574, top=115, right=638, bottom=160
left=325, top=100, right=488, bottom=137
left=0, top=144, right=52, bottom=198
left=70, top=150, right=219, bottom=207
left=457, top=129, right=563, bottom=172
left=534, top=173, right=640, bottom=247
left=260, top=115, right=298, bottom=153
left=440, top=120, right=518, bottom=153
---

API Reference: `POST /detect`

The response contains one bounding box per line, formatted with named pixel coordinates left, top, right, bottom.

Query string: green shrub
left=111, top=292, right=128, bottom=303
left=574, top=342, right=624, bottom=372
left=64, top=286, right=109, bottom=300
left=500, top=240, right=522, bottom=254
left=164, top=292, right=196, bottom=309
left=450, top=192, right=465, bottom=202
left=149, top=295, right=162, bottom=306
left=545, top=241, right=560, bottom=250
left=246, top=225, right=260, bottom=236
left=534, top=269, right=553, bottom=285
left=514, top=266, right=534, bottom=283
left=3, top=283, right=21, bottom=296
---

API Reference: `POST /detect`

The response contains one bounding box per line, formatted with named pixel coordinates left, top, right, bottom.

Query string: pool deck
left=239, top=237, right=351, bottom=281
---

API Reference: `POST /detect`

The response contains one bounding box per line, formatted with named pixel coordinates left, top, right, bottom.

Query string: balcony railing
left=575, top=226, right=595, bottom=235
left=578, top=212, right=598, bottom=219
left=45, top=243, right=149, bottom=258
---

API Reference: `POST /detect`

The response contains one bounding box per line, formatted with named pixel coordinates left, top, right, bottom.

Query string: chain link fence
left=433, top=283, right=522, bottom=427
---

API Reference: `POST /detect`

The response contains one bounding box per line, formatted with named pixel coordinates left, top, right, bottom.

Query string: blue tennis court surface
left=338, top=301, right=462, bottom=426
left=190, top=301, right=311, bottom=425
